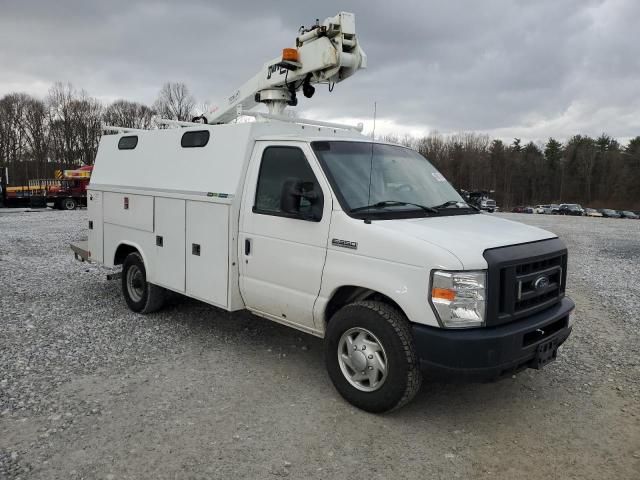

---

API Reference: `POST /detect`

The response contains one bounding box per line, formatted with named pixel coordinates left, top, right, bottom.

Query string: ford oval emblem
left=533, top=275, right=550, bottom=290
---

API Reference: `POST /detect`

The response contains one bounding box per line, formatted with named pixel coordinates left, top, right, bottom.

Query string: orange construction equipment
left=1, top=165, right=93, bottom=209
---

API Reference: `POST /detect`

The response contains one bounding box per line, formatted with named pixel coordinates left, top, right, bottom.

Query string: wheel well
left=325, top=286, right=405, bottom=324
left=113, top=244, right=138, bottom=266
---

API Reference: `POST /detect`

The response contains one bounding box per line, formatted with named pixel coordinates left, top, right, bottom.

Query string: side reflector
left=432, top=287, right=456, bottom=301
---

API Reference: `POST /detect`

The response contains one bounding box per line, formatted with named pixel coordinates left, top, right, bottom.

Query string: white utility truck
left=80, top=12, right=574, bottom=412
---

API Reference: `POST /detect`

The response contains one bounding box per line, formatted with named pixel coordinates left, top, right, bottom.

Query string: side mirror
left=280, top=178, right=322, bottom=221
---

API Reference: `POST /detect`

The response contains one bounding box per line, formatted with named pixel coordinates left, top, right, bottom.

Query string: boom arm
left=201, top=12, right=367, bottom=125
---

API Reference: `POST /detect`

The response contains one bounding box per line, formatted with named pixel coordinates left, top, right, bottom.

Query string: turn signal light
left=432, top=287, right=456, bottom=301
left=282, top=48, right=299, bottom=62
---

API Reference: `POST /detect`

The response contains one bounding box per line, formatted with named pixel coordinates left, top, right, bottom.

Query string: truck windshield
left=312, top=141, right=472, bottom=218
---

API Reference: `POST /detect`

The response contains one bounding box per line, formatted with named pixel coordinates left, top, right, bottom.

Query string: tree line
left=0, top=82, right=195, bottom=186
left=1, top=82, right=638, bottom=209
left=382, top=132, right=639, bottom=209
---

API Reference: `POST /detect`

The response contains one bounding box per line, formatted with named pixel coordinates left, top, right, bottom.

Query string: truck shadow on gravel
left=152, top=293, right=560, bottom=419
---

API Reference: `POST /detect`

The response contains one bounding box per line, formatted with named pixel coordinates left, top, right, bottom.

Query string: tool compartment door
left=103, top=192, right=154, bottom=232
left=186, top=201, right=229, bottom=308
left=154, top=197, right=186, bottom=292
left=87, top=190, right=103, bottom=262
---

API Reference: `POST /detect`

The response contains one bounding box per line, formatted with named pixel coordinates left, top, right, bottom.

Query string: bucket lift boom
left=199, top=12, right=367, bottom=125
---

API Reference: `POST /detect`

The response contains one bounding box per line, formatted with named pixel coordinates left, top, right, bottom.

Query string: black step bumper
left=412, top=297, right=574, bottom=380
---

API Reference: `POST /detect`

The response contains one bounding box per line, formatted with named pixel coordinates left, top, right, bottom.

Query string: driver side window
left=254, top=146, right=322, bottom=219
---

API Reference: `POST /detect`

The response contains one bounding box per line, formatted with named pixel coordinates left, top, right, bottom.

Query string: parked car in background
left=460, top=190, right=498, bottom=213
left=479, top=198, right=497, bottom=213
left=534, top=204, right=553, bottom=214
left=619, top=210, right=639, bottom=219
left=558, top=204, right=584, bottom=216
left=600, top=209, right=621, bottom=218
left=550, top=204, right=560, bottom=214
left=512, top=206, right=534, bottom=213
left=584, top=208, right=603, bottom=217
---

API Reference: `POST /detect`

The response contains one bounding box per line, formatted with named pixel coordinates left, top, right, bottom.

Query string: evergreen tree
left=544, top=138, right=563, bottom=201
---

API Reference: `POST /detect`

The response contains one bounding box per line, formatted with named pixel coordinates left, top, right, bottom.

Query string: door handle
left=245, top=238, right=251, bottom=255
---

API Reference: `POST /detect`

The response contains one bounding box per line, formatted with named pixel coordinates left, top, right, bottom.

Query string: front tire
left=121, top=252, right=165, bottom=313
left=325, top=301, right=422, bottom=413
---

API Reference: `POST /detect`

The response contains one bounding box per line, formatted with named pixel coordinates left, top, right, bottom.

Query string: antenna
left=371, top=101, right=377, bottom=139
left=365, top=101, right=376, bottom=221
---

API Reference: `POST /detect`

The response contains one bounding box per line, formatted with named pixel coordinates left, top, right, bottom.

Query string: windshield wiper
left=431, top=200, right=478, bottom=211
left=351, top=200, right=438, bottom=214
left=431, top=200, right=464, bottom=209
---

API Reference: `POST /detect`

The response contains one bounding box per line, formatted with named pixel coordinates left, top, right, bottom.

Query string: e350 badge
left=332, top=238, right=358, bottom=250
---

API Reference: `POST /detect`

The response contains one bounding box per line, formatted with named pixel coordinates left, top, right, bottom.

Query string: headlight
left=429, top=270, right=486, bottom=328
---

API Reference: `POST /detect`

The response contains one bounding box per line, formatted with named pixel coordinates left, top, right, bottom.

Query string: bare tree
left=47, top=83, right=103, bottom=166
left=153, top=82, right=195, bottom=121
left=104, top=100, right=154, bottom=130
left=71, top=92, right=103, bottom=165
left=381, top=133, right=400, bottom=144
left=0, top=93, right=30, bottom=183
left=22, top=96, right=49, bottom=178
left=47, top=82, right=78, bottom=166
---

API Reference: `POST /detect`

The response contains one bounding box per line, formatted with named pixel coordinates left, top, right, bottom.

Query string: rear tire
left=121, top=252, right=165, bottom=313
left=62, top=197, right=77, bottom=210
left=325, top=301, right=422, bottom=413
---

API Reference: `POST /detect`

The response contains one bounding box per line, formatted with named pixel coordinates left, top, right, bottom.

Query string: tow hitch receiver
left=533, top=338, right=559, bottom=369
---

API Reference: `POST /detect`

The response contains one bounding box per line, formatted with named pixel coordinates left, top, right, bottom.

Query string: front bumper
left=412, top=297, right=574, bottom=380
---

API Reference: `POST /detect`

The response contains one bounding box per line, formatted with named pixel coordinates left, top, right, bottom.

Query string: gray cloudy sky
left=1, top=0, right=638, bottom=141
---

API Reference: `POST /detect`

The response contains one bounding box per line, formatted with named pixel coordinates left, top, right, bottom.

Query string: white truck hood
left=376, top=213, right=557, bottom=269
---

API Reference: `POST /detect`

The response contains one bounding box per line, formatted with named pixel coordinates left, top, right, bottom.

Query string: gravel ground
left=0, top=209, right=638, bottom=480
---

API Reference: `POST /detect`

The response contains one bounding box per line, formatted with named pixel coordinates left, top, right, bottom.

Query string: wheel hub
left=126, top=265, right=145, bottom=303
left=351, top=350, right=367, bottom=371
left=337, top=327, right=388, bottom=392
